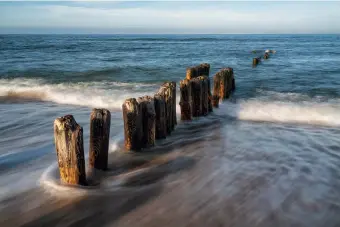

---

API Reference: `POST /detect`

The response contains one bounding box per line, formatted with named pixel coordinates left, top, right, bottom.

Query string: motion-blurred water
left=1, top=34, right=340, bottom=226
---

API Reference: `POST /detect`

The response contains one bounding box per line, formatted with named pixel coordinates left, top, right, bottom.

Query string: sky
left=0, top=1, right=340, bottom=34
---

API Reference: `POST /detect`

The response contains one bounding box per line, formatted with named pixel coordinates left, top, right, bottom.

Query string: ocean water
left=1, top=34, right=340, bottom=226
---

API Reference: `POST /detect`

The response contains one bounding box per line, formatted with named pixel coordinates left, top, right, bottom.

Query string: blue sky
left=1, top=1, right=339, bottom=34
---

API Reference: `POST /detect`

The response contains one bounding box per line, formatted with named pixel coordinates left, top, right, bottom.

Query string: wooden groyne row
left=122, top=82, right=176, bottom=151
left=53, top=63, right=236, bottom=186
left=54, top=109, right=111, bottom=185
left=252, top=49, right=276, bottom=67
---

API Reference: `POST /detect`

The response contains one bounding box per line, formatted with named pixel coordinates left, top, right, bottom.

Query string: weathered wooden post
left=213, top=70, right=225, bottom=102
left=200, top=76, right=209, bottom=116
left=137, top=96, right=156, bottom=148
left=170, top=81, right=177, bottom=128
left=264, top=53, right=269, bottom=59
left=190, top=77, right=203, bottom=117
left=179, top=79, right=192, bottom=121
left=89, top=108, right=111, bottom=171
left=158, top=82, right=176, bottom=134
left=154, top=93, right=167, bottom=139
left=225, top=68, right=234, bottom=99
left=200, top=63, right=210, bottom=77
left=253, top=57, right=260, bottom=66
left=54, top=115, right=87, bottom=185
left=186, top=66, right=198, bottom=80
left=122, top=98, right=143, bottom=151
left=212, top=68, right=235, bottom=102
left=207, top=78, right=213, bottom=112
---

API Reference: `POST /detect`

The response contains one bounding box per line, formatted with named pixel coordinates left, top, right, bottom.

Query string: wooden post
left=122, top=98, right=143, bottom=151
left=208, top=78, right=213, bottom=112
left=186, top=67, right=198, bottom=80
left=190, top=77, right=203, bottom=117
left=199, top=63, right=210, bottom=77
left=253, top=57, right=260, bottom=66
left=264, top=53, right=269, bottom=59
left=158, top=82, right=174, bottom=134
left=54, top=115, right=86, bottom=185
left=170, top=81, right=177, bottom=128
left=213, top=68, right=235, bottom=102
left=137, top=96, right=156, bottom=148
left=154, top=93, right=167, bottom=139
left=224, top=68, right=234, bottom=99
left=200, top=76, right=209, bottom=116
left=179, top=79, right=192, bottom=121
left=89, top=108, right=111, bottom=171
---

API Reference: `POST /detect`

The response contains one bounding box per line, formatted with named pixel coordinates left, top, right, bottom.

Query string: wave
left=222, top=98, right=340, bottom=127
left=0, top=78, right=160, bottom=109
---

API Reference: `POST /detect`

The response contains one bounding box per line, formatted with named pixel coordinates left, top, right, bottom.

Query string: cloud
left=1, top=2, right=339, bottom=34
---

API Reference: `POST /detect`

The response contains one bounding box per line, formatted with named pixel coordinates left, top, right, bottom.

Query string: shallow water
left=1, top=34, right=340, bottom=226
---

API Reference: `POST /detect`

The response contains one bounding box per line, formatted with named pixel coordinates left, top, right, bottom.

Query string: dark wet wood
left=179, top=79, right=192, bottom=121
left=122, top=98, right=143, bottom=151
left=190, top=77, right=203, bottom=117
left=154, top=93, right=167, bottom=139
left=137, top=96, right=156, bottom=148
left=264, top=53, right=270, bottom=59
left=158, top=82, right=175, bottom=134
left=54, top=115, right=87, bottom=185
left=170, top=82, right=177, bottom=128
left=89, top=108, right=111, bottom=171
left=200, top=76, right=209, bottom=116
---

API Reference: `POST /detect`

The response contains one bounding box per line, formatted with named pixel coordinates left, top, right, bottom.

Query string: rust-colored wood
left=54, top=115, right=87, bottom=185
left=89, top=108, right=111, bottom=171
left=213, top=68, right=235, bottom=102
left=154, top=93, right=167, bottom=139
left=179, top=79, right=192, bottom=121
left=122, top=98, right=143, bottom=151
left=137, top=96, right=156, bottom=148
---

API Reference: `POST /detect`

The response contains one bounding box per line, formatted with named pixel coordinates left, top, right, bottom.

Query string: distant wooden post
left=190, top=77, right=203, bottom=117
left=253, top=57, right=260, bottom=66
left=154, top=93, right=167, bottom=139
left=179, top=79, right=192, bottom=121
left=89, top=108, right=111, bottom=171
left=54, top=115, right=87, bottom=185
left=122, top=98, right=143, bottom=151
left=264, top=53, right=269, bottom=59
left=200, top=76, right=209, bottom=116
left=137, top=96, right=156, bottom=148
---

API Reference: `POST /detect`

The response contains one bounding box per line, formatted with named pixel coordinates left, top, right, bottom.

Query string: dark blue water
left=1, top=34, right=340, bottom=226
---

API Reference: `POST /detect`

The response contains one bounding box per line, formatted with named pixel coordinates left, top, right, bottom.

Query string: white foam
left=0, top=78, right=157, bottom=110
left=221, top=99, right=340, bottom=127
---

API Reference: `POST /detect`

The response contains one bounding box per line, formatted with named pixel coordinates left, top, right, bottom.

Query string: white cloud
left=1, top=2, right=340, bottom=33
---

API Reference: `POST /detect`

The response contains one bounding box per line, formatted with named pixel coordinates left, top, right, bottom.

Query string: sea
left=1, top=34, right=340, bottom=227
